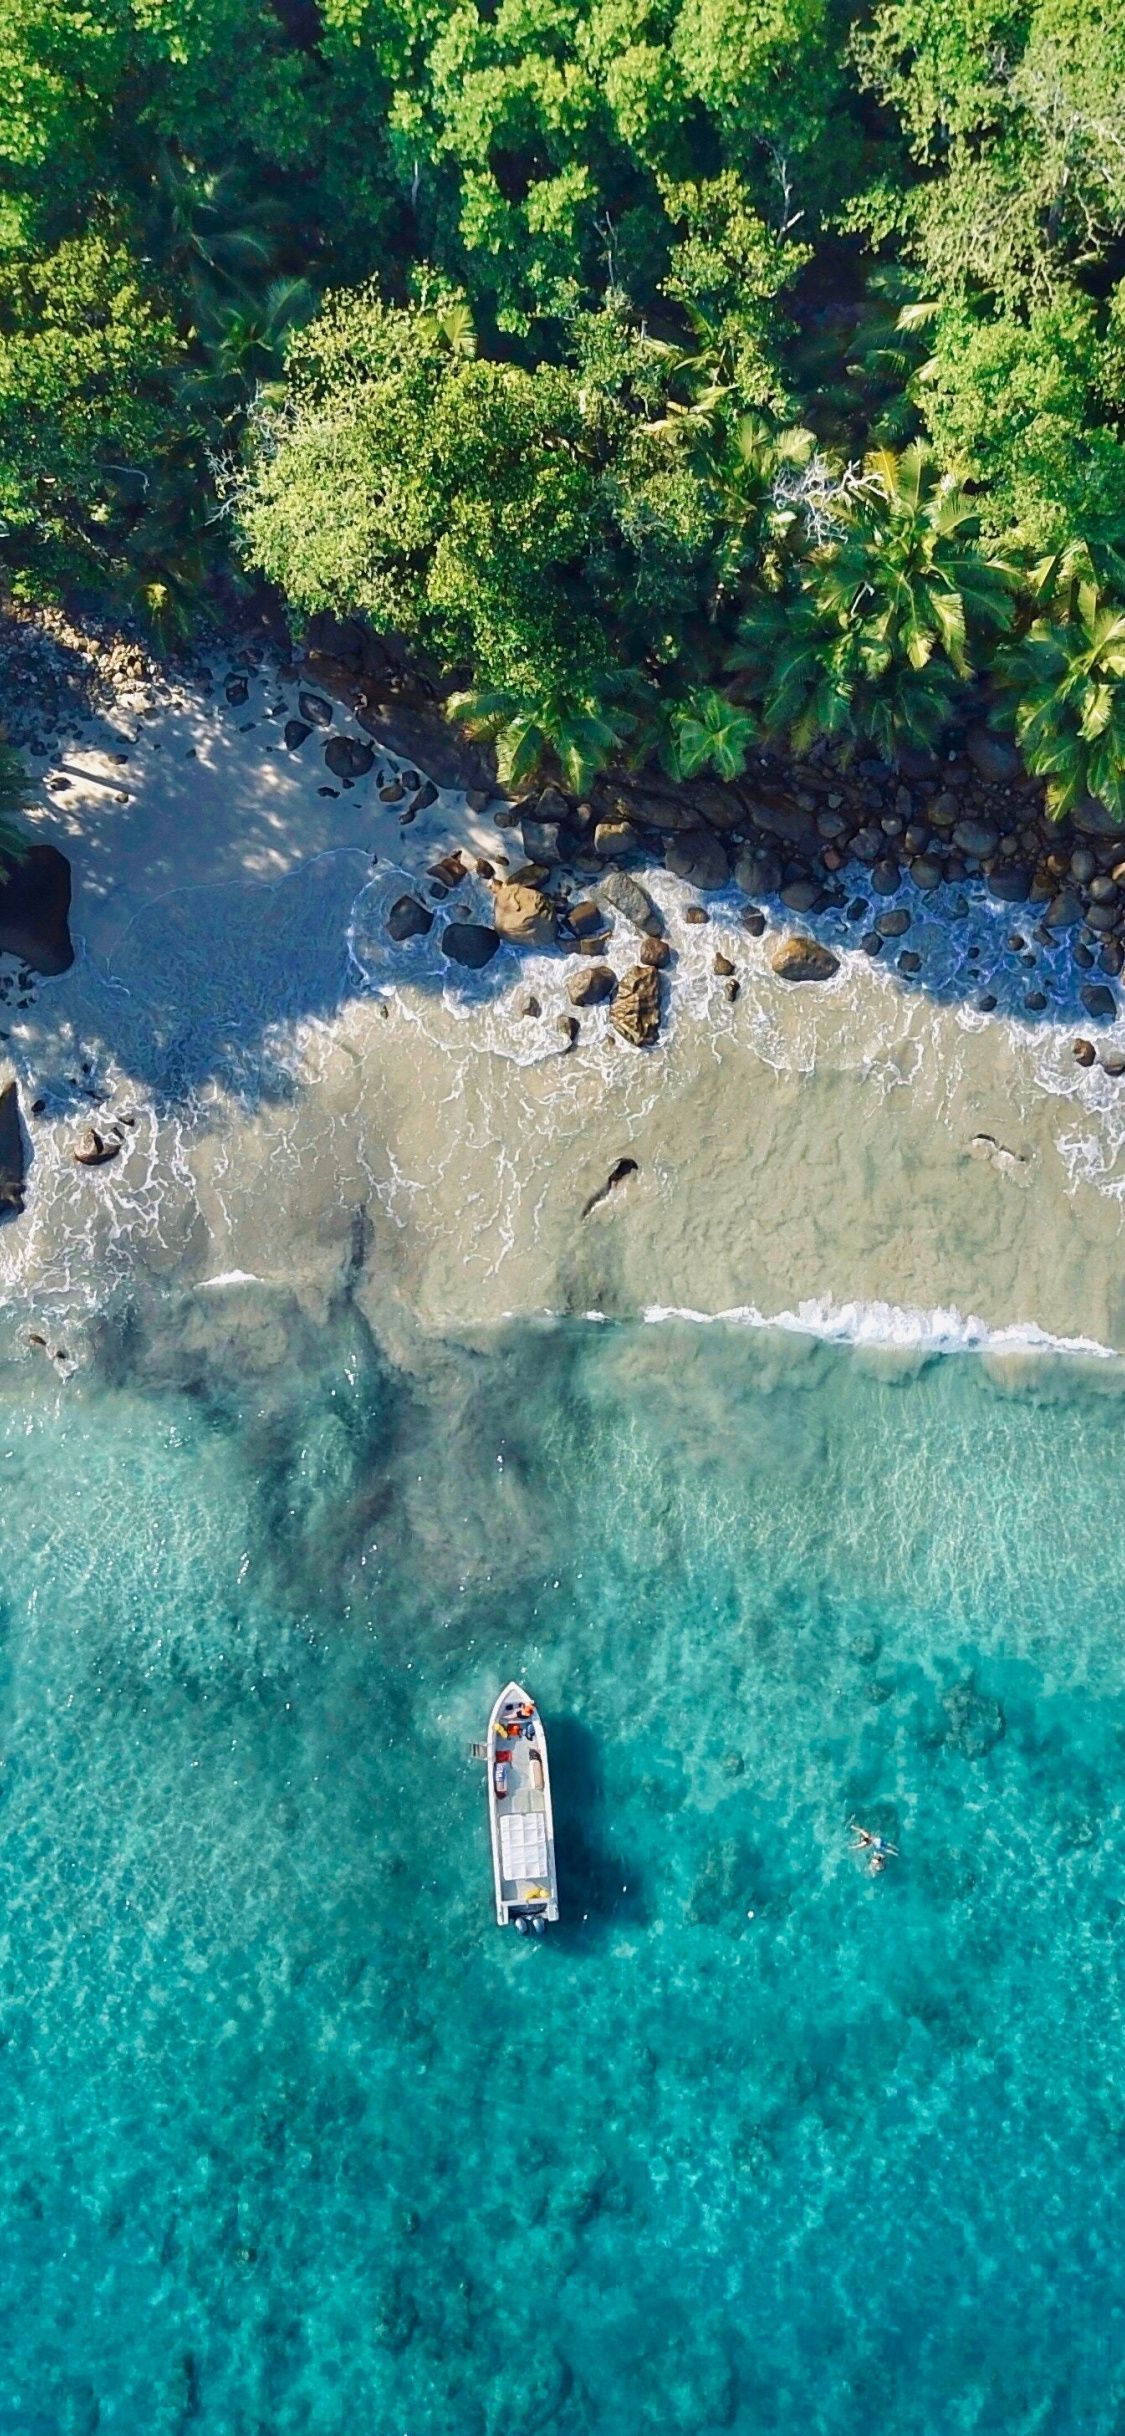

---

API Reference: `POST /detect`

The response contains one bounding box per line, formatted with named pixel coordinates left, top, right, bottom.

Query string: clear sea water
left=2, top=1298, right=1124, bottom=2434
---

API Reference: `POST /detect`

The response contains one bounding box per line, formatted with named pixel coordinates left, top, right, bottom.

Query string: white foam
left=640, top=1296, right=1117, bottom=1361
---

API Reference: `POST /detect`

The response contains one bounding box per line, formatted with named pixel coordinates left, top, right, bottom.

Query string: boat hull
left=486, top=1681, right=559, bottom=1927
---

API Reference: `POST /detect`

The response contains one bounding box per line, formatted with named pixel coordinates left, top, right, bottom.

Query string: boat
left=485, top=1682, right=559, bottom=1932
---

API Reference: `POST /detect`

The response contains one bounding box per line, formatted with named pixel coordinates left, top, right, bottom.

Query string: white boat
left=486, top=1682, right=559, bottom=1932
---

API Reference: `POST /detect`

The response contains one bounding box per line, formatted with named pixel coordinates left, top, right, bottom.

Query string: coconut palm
left=142, top=147, right=288, bottom=283
left=660, top=687, right=756, bottom=781
left=994, top=578, right=1125, bottom=822
left=187, top=275, right=319, bottom=417
left=729, top=442, right=1015, bottom=757
left=449, top=676, right=638, bottom=795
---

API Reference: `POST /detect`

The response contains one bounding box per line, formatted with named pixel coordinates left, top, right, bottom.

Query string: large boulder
left=664, top=829, right=730, bottom=891
left=986, top=864, right=1032, bottom=903
left=567, top=963, right=616, bottom=1006
left=1044, top=889, right=1084, bottom=929
left=0, top=843, right=74, bottom=974
left=358, top=704, right=493, bottom=792
left=441, top=921, right=500, bottom=970
left=952, top=818, right=999, bottom=858
left=743, top=801, right=819, bottom=853
left=0, top=1078, right=25, bottom=1214
left=324, top=733, right=375, bottom=780
left=734, top=846, right=782, bottom=896
left=386, top=894, right=433, bottom=942
left=595, top=783, right=693, bottom=835
left=491, top=881, right=556, bottom=946
left=966, top=726, right=1021, bottom=785
left=1080, top=983, right=1117, bottom=1020
left=770, top=933, right=840, bottom=983
left=597, top=870, right=662, bottom=936
left=610, top=963, right=662, bottom=1046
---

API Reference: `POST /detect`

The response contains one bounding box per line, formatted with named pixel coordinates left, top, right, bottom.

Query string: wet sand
left=3, top=647, right=1124, bottom=1354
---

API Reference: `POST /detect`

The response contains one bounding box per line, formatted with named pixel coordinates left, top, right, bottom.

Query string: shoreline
left=0, top=627, right=1123, bottom=1364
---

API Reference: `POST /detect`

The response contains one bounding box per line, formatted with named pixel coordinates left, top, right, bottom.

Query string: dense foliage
left=2, top=0, right=1125, bottom=805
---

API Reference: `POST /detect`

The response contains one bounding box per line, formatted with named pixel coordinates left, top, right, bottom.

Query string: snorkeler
left=848, top=1819, right=899, bottom=1873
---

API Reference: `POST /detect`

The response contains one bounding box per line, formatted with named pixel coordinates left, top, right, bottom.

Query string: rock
left=664, top=829, right=730, bottom=891
left=325, top=734, right=374, bottom=779
left=598, top=871, right=662, bottom=936
left=491, top=882, right=556, bottom=947
left=298, top=690, right=333, bottom=727
left=557, top=1014, right=580, bottom=1049
left=683, top=906, right=708, bottom=924
left=73, top=1126, right=120, bottom=1167
left=1070, top=848, right=1097, bottom=884
left=359, top=704, right=494, bottom=792
left=713, top=951, right=735, bottom=977
left=283, top=718, right=311, bottom=750
left=1045, top=890, right=1084, bottom=929
left=870, top=857, right=901, bottom=896
left=567, top=963, right=616, bottom=1006
left=909, top=857, right=943, bottom=890
left=861, top=932, right=884, bottom=956
left=514, top=988, right=541, bottom=1019
left=594, top=782, right=692, bottom=835
left=1086, top=904, right=1118, bottom=933
left=734, top=847, right=782, bottom=896
left=1025, top=989, right=1049, bottom=1012
left=610, top=963, right=662, bottom=1047
left=969, top=1133, right=1030, bottom=1182
left=566, top=899, right=607, bottom=939
left=521, top=817, right=562, bottom=864
left=987, top=865, right=1032, bottom=903
left=876, top=908, right=911, bottom=937
left=740, top=907, right=766, bottom=937
left=745, top=801, right=819, bottom=852
left=770, top=933, right=839, bottom=983
left=640, top=935, right=670, bottom=968
left=0, top=844, right=74, bottom=974
left=1080, top=983, right=1117, bottom=1020
left=1099, top=1049, right=1125, bottom=1076
left=898, top=950, right=922, bottom=975
left=386, top=894, right=433, bottom=943
left=441, top=922, right=500, bottom=970
left=1073, top=1037, right=1097, bottom=1065
left=581, top=1156, right=639, bottom=1217
left=304, top=611, right=368, bottom=669
left=779, top=877, right=823, bottom=914
left=722, top=976, right=740, bottom=1002
left=593, top=818, right=641, bottom=859
left=1089, top=875, right=1118, bottom=904
left=0, top=1078, right=25, bottom=1213
left=952, top=818, right=1000, bottom=857
left=966, top=727, right=1020, bottom=784
left=1072, top=795, right=1125, bottom=838
left=974, top=992, right=998, bottom=1013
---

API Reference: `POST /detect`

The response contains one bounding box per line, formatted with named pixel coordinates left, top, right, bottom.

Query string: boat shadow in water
left=547, top=1714, right=648, bottom=1939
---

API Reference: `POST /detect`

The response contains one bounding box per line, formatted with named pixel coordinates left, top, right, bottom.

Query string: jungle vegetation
left=2, top=0, right=1125, bottom=811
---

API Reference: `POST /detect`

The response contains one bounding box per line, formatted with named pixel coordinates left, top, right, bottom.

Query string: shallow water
left=2, top=1302, right=1124, bottom=2433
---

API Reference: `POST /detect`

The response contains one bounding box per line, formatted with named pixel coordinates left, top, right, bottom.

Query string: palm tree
left=994, top=578, right=1125, bottom=822
left=729, top=442, right=1015, bottom=757
left=141, top=146, right=288, bottom=284
left=660, top=687, right=757, bottom=781
left=449, top=676, right=639, bottom=795
left=187, top=275, right=319, bottom=418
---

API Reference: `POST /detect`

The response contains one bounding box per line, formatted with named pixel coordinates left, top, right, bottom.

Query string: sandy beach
left=2, top=637, right=1125, bottom=1358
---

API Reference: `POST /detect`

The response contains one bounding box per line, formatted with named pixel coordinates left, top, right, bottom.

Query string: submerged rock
left=1080, top=983, right=1117, bottom=1020
left=770, top=933, right=839, bottom=983
left=0, top=1078, right=25, bottom=1214
left=298, top=689, right=333, bottom=727
left=610, top=963, right=662, bottom=1046
left=283, top=718, right=311, bottom=750
left=73, top=1126, right=120, bottom=1167
left=385, top=894, right=433, bottom=942
left=441, top=921, right=500, bottom=970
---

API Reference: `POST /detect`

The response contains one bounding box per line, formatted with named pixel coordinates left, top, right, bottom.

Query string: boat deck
left=492, top=1694, right=554, bottom=1916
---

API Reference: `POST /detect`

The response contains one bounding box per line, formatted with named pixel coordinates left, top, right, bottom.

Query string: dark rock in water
left=942, top=1677, right=1005, bottom=1759
left=597, top=870, right=662, bottom=937
left=1100, top=1049, right=1125, bottom=1076
left=664, top=829, right=730, bottom=891
left=610, top=963, right=661, bottom=1046
left=521, top=816, right=562, bottom=864
left=713, top=951, right=735, bottom=976
left=876, top=907, right=911, bottom=937
left=1073, top=1037, right=1097, bottom=1065
left=386, top=894, right=433, bottom=943
left=974, top=992, right=998, bottom=1013
left=1080, top=982, right=1117, bottom=1020
left=441, top=921, right=500, bottom=970
left=224, top=675, right=248, bottom=705
left=514, top=988, right=541, bottom=1019
left=861, top=931, right=884, bottom=956
left=567, top=963, right=616, bottom=1006
left=966, top=726, right=1020, bottom=785
left=566, top=898, right=608, bottom=940
left=557, top=1013, right=580, bottom=1048
left=740, top=907, right=766, bottom=937
left=0, top=844, right=74, bottom=974
left=298, top=689, right=333, bottom=727
left=898, top=950, right=923, bottom=975
left=722, top=975, right=740, bottom=1001
left=909, top=856, right=943, bottom=890
left=325, top=734, right=374, bottom=779
left=770, top=933, right=839, bottom=983
left=581, top=1156, right=639, bottom=1218
left=283, top=718, right=311, bottom=750
left=0, top=1078, right=25, bottom=1213
left=1025, top=989, right=1048, bottom=1012
left=870, top=857, right=901, bottom=896
left=640, top=935, right=671, bottom=968
left=987, top=864, right=1032, bottom=903
left=73, top=1125, right=120, bottom=1167
left=779, top=876, right=823, bottom=915
left=1045, top=889, right=1084, bottom=929
left=734, top=846, right=782, bottom=896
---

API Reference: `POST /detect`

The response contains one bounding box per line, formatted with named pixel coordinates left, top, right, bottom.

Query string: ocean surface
left=2, top=1297, right=1124, bottom=2434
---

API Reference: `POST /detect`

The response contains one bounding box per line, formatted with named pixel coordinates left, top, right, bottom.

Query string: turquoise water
left=2, top=1299, right=1125, bottom=2433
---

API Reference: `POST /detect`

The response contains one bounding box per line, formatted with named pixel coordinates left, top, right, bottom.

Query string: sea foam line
left=640, top=1296, right=1118, bottom=1360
